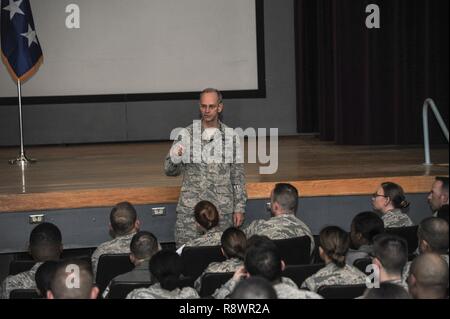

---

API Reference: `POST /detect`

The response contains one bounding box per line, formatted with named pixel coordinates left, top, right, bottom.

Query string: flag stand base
left=9, top=153, right=37, bottom=166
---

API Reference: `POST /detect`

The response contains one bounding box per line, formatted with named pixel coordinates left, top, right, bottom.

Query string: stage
left=0, top=136, right=448, bottom=213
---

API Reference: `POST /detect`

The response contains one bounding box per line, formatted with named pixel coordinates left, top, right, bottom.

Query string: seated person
left=102, top=231, right=160, bottom=298
left=407, top=253, right=449, bottom=299
left=244, top=183, right=314, bottom=254
left=371, top=182, right=413, bottom=228
left=35, top=261, right=58, bottom=298
left=126, top=250, right=199, bottom=299
left=229, top=276, right=277, bottom=299
left=362, top=282, right=410, bottom=299
left=194, top=227, right=247, bottom=291
left=184, top=201, right=223, bottom=247
left=47, top=259, right=99, bottom=299
left=1, top=222, right=63, bottom=299
left=91, top=201, right=141, bottom=276
left=302, top=226, right=366, bottom=292
left=346, top=211, right=384, bottom=266
left=402, top=217, right=449, bottom=282
left=369, top=233, right=409, bottom=290
left=213, top=240, right=322, bottom=299
left=428, top=176, right=449, bottom=222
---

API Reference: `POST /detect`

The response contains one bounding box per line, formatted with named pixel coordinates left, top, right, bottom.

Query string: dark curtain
left=295, top=0, right=449, bottom=145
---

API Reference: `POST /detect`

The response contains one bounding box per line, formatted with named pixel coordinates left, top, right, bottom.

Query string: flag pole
left=9, top=79, right=36, bottom=165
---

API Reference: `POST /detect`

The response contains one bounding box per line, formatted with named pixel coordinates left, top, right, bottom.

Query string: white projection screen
left=0, top=0, right=264, bottom=103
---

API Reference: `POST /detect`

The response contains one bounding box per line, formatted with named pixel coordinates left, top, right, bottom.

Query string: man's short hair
left=435, top=176, right=449, bottom=195
left=29, top=222, right=62, bottom=261
left=200, top=88, right=223, bottom=104
left=409, top=253, right=449, bottom=298
left=110, top=202, right=137, bottom=236
left=221, top=227, right=247, bottom=260
left=194, top=201, right=219, bottom=230
left=245, top=241, right=282, bottom=282
left=230, top=276, right=277, bottom=299
left=50, top=259, right=95, bottom=299
left=130, top=231, right=159, bottom=260
left=149, top=250, right=183, bottom=291
left=35, top=260, right=58, bottom=297
left=363, top=282, right=411, bottom=299
left=352, top=211, right=385, bottom=243
left=372, top=233, right=408, bottom=276
left=418, top=217, right=449, bottom=254
left=272, top=183, right=299, bottom=214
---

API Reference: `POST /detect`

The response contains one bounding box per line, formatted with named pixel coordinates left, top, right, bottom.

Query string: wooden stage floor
left=0, top=136, right=448, bottom=213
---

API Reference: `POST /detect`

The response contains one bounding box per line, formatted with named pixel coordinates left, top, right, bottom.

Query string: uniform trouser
left=174, top=212, right=234, bottom=248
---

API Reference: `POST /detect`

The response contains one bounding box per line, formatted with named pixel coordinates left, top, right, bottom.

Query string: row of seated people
left=1, top=177, right=448, bottom=299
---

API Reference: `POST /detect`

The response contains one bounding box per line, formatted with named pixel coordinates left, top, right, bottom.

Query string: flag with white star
left=1, top=0, right=43, bottom=82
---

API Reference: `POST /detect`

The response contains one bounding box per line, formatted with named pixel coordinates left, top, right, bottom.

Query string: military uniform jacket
left=382, top=209, right=414, bottom=228
left=1, top=262, right=42, bottom=299
left=91, top=232, right=136, bottom=276
left=164, top=121, right=247, bottom=217
left=244, top=214, right=315, bottom=253
left=301, top=262, right=367, bottom=292
left=126, top=282, right=200, bottom=299
left=185, top=227, right=223, bottom=247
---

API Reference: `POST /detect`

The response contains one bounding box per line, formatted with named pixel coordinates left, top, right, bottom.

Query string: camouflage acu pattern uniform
left=401, top=254, right=449, bottom=283
left=165, top=120, right=247, bottom=247
left=126, top=283, right=200, bottom=299
left=244, top=214, right=315, bottom=254
left=381, top=209, right=414, bottom=228
left=194, top=257, right=243, bottom=291
left=0, top=262, right=42, bottom=299
left=91, top=232, right=136, bottom=276
left=213, top=276, right=322, bottom=299
left=301, top=263, right=367, bottom=292
left=185, top=227, right=223, bottom=247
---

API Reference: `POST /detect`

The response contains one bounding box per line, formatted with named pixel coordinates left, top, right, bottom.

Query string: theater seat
left=385, top=225, right=419, bottom=255
left=273, top=236, right=311, bottom=265
left=106, top=281, right=152, bottom=299
left=9, top=289, right=41, bottom=299
left=353, top=258, right=373, bottom=276
left=180, top=246, right=225, bottom=279
left=317, top=284, right=367, bottom=299
left=95, top=253, right=134, bottom=293
left=199, top=272, right=234, bottom=298
left=282, top=263, right=325, bottom=287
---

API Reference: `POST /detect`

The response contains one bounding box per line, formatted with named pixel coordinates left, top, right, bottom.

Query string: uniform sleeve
left=230, top=134, right=247, bottom=213
left=0, top=278, right=8, bottom=299
left=164, top=138, right=184, bottom=177
left=212, top=278, right=239, bottom=299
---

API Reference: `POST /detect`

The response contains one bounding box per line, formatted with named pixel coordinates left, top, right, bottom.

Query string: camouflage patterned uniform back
left=301, top=263, right=367, bottom=292
left=126, top=283, right=200, bottom=299
left=244, top=214, right=315, bottom=253
left=0, top=262, right=43, bottom=299
left=381, top=209, right=414, bottom=228
left=165, top=121, right=247, bottom=247
left=185, top=227, right=223, bottom=247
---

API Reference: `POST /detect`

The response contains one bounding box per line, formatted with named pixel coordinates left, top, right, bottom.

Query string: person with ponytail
left=194, top=227, right=247, bottom=291
left=301, top=226, right=367, bottom=292
left=126, top=250, right=199, bottom=299
left=184, top=200, right=223, bottom=247
left=371, top=182, right=414, bottom=228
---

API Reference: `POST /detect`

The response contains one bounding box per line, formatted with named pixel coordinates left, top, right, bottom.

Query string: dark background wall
left=0, top=0, right=298, bottom=146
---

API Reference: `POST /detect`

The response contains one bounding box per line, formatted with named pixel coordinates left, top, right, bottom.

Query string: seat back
left=106, top=281, right=152, bottom=299
left=273, top=236, right=311, bottom=265
left=385, top=225, right=419, bottom=255
left=353, top=258, right=373, bottom=275
left=95, top=254, right=134, bottom=293
left=180, top=245, right=225, bottom=278
left=9, top=289, right=41, bottom=299
left=199, top=272, right=234, bottom=297
left=317, top=284, right=367, bottom=299
left=282, top=263, right=325, bottom=287
left=9, top=260, right=36, bottom=276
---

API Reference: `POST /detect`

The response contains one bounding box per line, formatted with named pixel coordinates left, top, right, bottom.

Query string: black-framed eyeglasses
left=372, top=193, right=387, bottom=199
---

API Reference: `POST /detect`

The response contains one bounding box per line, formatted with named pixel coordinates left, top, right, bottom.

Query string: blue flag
left=1, top=0, right=43, bottom=82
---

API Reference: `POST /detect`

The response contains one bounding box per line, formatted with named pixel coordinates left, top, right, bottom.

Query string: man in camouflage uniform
left=244, top=183, right=314, bottom=254
left=213, top=241, right=322, bottom=299
left=91, top=202, right=140, bottom=276
left=0, top=222, right=62, bottom=299
left=428, top=176, right=449, bottom=222
left=164, top=88, right=247, bottom=248
left=402, top=217, right=449, bottom=283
